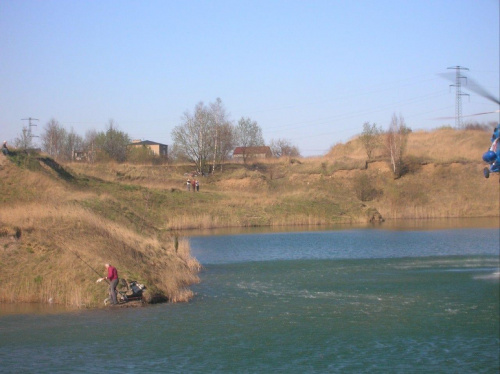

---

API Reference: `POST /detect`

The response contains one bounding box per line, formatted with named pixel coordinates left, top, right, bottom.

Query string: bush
left=400, top=155, right=425, bottom=175
left=462, top=122, right=492, bottom=132
left=128, top=147, right=155, bottom=164
left=353, top=173, right=380, bottom=201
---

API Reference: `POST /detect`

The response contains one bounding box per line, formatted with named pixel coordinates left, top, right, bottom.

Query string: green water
left=0, top=225, right=498, bottom=373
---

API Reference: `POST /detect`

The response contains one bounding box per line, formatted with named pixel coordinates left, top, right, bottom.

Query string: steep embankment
left=0, top=151, right=200, bottom=308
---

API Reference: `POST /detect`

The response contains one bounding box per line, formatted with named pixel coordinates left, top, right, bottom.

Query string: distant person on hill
left=96, top=263, right=119, bottom=305
left=187, top=179, right=191, bottom=191
left=2, top=141, right=8, bottom=155
left=191, top=178, right=196, bottom=192
left=196, top=180, right=199, bottom=192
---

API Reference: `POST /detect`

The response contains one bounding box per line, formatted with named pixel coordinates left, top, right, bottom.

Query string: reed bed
left=0, top=199, right=200, bottom=307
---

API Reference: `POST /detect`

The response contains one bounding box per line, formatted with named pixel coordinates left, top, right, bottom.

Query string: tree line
left=14, top=118, right=130, bottom=163
left=12, top=98, right=300, bottom=171
left=13, top=100, right=493, bottom=177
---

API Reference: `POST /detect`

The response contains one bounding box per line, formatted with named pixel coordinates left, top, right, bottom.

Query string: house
left=73, top=150, right=88, bottom=161
left=233, top=146, right=272, bottom=161
left=129, top=140, right=168, bottom=158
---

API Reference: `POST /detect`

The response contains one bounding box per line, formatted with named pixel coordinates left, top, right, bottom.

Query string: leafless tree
left=172, top=102, right=212, bottom=173
left=14, top=126, right=34, bottom=149
left=360, top=122, right=382, bottom=160
left=84, top=130, right=98, bottom=163
left=63, top=128, right=84, bottom=161
left=42, top=119, right=66, bottom=158
left=209, top=98, right=234, bottom=172
left=173, top=99, right=236, bottom=173
left=386, top=113, right=410, bottom=177
left=269, top=138, right=300, bottom=158
left=235, top=117, right=264, bottom=163
left=215, top=121, right=234, bottom=171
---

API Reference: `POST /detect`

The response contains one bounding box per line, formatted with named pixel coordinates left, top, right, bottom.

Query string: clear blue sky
left=1, top=0, right=498, bottom=156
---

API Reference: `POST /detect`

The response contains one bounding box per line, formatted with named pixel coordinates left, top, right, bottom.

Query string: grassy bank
left=0, top=151, right=200, bottom=308
left=0, top=128, right=498, bottom=308
left=68, top=128, right=499, bottom=226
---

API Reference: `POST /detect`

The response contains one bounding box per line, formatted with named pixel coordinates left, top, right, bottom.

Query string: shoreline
left=2, top=217, right=498, bottom=314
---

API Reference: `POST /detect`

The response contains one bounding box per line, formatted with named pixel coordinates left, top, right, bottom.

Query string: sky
left=1, top=0, right=499, bottom=157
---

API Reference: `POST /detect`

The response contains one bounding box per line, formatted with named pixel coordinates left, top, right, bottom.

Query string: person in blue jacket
left=483, top=124, right=500, bottom=178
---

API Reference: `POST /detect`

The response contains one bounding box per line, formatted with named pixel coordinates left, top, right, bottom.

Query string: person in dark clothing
left=2, top=141, right=8, bottom=155
left=97, top=263, right=119, bottom=305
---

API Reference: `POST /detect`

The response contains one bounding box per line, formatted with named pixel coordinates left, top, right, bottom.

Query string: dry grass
left=165, top=214, right=231, bottom=230
left=371, top=162, right=499, bottom=219
left=0, top=128, right=498, bottom=308
left=326, top=128, right=492, bottom=163
left=67, top=129, right=498, bottom=226
left=0, top=155, right=200, bottom=308
left=406, top=129, right=491, bottom=162
left=0, top=201, right=201, bottom=307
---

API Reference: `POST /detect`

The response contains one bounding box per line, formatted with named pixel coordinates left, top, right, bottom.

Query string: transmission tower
left=447, top=66, right=469, bottom=128
left=21, top=117, right=39, bottom=139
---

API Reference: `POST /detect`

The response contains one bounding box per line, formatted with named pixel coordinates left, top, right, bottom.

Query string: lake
left=1, top=219, right=499, bottom=373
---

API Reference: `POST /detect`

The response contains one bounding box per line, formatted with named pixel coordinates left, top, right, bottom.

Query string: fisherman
left=97, top=263, right=119, bottom=305
left=2, top=141, right=8, bottom=155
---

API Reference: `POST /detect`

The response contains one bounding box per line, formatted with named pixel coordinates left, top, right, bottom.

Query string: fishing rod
left=69, top=249, right=110, bottom=284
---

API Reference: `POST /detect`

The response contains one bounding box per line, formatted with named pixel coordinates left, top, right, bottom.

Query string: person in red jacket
left=97, top=263, right=119, bottom=305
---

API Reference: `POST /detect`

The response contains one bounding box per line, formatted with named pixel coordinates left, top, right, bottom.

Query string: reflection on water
left=188, top=217, right=499, bottom=237
left=0, top=302, right=77, bottom=316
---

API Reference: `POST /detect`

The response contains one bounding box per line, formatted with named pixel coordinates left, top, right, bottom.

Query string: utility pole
left=447, top=66, right=469, bottom=128
left=21, top=117, right=39, bottom=140
left=18, top=117, right=39, bottom=149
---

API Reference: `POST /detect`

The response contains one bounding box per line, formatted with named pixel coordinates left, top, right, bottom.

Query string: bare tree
left=41, top=120, right=84, bottom=161
left=386, top=113, right=410, bottom=177
left=269, top=138, right=300, bottom=158
left=360, top=122, right=382, bottom=160
left=215, top=121, right=234, bottom=171
left=41, top=119, right=67, bottom=159
left=172, top=99, right=236, bottom=173
left=14, top=125, right=34, bottom=149
left=172, top=102, right=212, bottom=173
left=209, top=98, right=233, bottom=173
left=84, top=130, right=98, bottom=163
left=168, top=143, right=190, bottom=163
left=63, top=128, right=83, bottom=161
left=235, top=117, right=264, bottom=163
